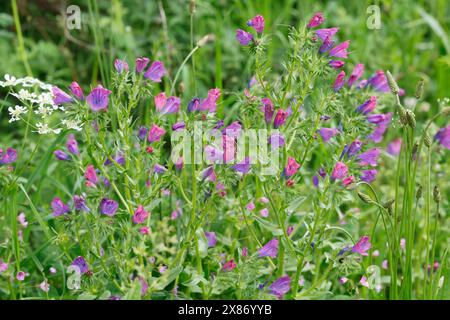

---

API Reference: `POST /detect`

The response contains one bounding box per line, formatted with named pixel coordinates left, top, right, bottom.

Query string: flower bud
left=406, top=110, right=416, bottom=128
left=358, top=192, right=372, bottom=204
left=398, top=106, right=408, bottom=126
left=386, top=71, right=399, bottom=95
left=189, top=0, right=196, bottom=15
left=424, top=131, right=431, bottom=148
left=433, top=186, right=440, bottom=204
left=415, top=79, right=424, bottom=99
left=197, top=34, right=215, bottom=47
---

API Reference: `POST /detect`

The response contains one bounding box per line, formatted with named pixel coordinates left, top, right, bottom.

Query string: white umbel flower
left=8, top=105, right=27, bottom=122
left=36, top=122, right=61, bottom=135
left=61, top=119, right=83, bottom=131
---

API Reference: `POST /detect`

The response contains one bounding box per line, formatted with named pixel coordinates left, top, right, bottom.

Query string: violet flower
left=358, top=148, right=380, bottom=166
left=236, top=29, right=253, bottom=45
left=268, top=276, right=291, bottom=299
left=72, top=256, right=89, bottom=274
left=99, top=198, right=118, bottom=216
left=205, top=232, right=217, bottom=248
left=135, top=57, right=150, bottom=73
left=52, top=86, right=73, bottom=105
left=86, top=85, right=112, bottom=112
left=51, top=197, right=70, bottom=217
left=144, top=61, right=166, bottom=82
left=360, top=169, right=378, bottom=183
left=258, top=238, right=279, bottom=258
left=356, top=96, right=377, bottom=115
left=54, top=150, right=70, bottom=161
left=435, top=125, right=450, bottom=149
left=0, top=147, right=17, bottom=165
left=232, top=157, right=251, bottom=174
left=352, top=236, right=372, bottom=256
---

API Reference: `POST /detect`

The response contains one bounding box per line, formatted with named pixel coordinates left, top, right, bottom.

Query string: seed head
left=386, top=71, right=399, bottom=95
left=424, top=131, right=431, bottom=148
left=415, top=79, right=424, bottom=99
left=398, top=106, right=408, bottom=126
left=433, top=186, right=440, bottom=204
left=189, top=0, right=196, bottom=15
left=416, top=185, right=423, bottom=200
left=406, top=110, right=416, bottom=128
left=357, top=192, right=372, bottom=204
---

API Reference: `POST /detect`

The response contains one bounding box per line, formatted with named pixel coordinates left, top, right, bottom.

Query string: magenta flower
left=154, top=92, right=166, bottom=111
left=435, top=125, right=450, bottom=149
left=73, top=195, right=89, bottom=212
left=236, top=29, right=253, bottom=45
left=54, top=150, right=70, bottom=161
left=16, top=271, right=26, bottom=281
left=84, top=164, right=99, bottom=186
left=222, top=259, right=237, bottom=271
left=319, top=36, right=334, bottom=53
left=329, top=40, right=350, bottom=58
left=273, top=109, right=288, bottom=129
left=352, top=236, right=372, bottom=256
left=205, top=231, right=217, bottom=247
left=342, top=175, right=354, bottom=186
left=52, top=86, right=73, bottom=105
left=284, top=157, right=301, bottom=177
left=66, top=134, right=79, bottom=155
left=358, top=148, right=380, bottom=166
left=51, top=197, right=70, bottom=217
left=261, top=98, right=274, bottom=123
left=140, top=226, right=150, bottom=235
left=329, top=60, right=344, bottom=69
left=356, top=96, right=377, bottom=114
left=307, top=12, right=324, bottom=28
left=268, top=275, right=291, bottom=299
left=199, top=88, right=221, bottom=112
left=333, top=71, right=346, bottom=92
left=132, top=205, right=149, bottom=224
left=387, top=138, right=402, bottom=156
left=148, top=124, right=166, bottom=143
left=114, top=59, right=129, bottom=74
left=72, top=256, right=89, bottom=274
left=69, top=82, right=84, bottom=100
left=0, top=147, right=17, bottom=165
left=99, top=198, right=118, bottom=216
left=361, top=169, right=378, bottom=183
left=316, top=27, right=339, bottom=41
left=232, top=157, right=251, bottom=174
left=347, top=64, right=364, bottom=87
left=258, top=238, right=279, bottom=258
left=247, top=15, right=265, bottom=33
left=331, top=161, right=348, bottom=180
left=86, top=85, right=112, bottom=112
left=135, top=57, right=150, bottom=73
left=144, top=61, right=166, bottom=82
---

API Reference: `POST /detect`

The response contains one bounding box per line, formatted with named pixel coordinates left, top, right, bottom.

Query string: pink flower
left=0, top=261, right=8, bottom=273
left=260, top=208, right=269, bottom=217
left=40, top=280, right=50, bottom=292
left=273, top=109, right=288, bottom=128
left=356, top=96, right=377, bottom=114
left=329, top=60, right=345, bottom=69
left=199, top=88, right=221, bottom=112
left=352, top=236, right=371, bottom=256
left=16, top=271, right=26, bottom=281
left=148, top=124, right=166, bottom=143
left=360, top=276, right=369, bottom=288
left=284, top=157, right=301, bottom=177
left=135, top=57, right=150, bottom=73
left=247, top=15, right=265, bottom=33
left=329, top=40, right=350, bottom=58
left=132, top=205, right=149, bottom=224
left=222, top=259, right=237, bottom=271
left=114, top=59, right=128, bottom=74
left=331, top=161, right=348, bottom=180
left=400, top=238, right=406, bottom=251
left=307, top=12, right=324, bottom=28
left=333, top=71, right=346, bottom=92
left=139, top=227, right=150, bottom=235
left=387, top=138, right=402, bottom=156
left=339, top=277, right=348, bottom=285
left=69, top=82, right=84, bottom=100
left=382, top=260, right=388, bottom=270
left=84, top=164, right=99, bottom=186
left=316, top=28, right=339, bottom=41
left=246, top=202, right=255, bottom=211
left=17, top=212, right=28, bottom=228
left=342, top=175, right=354, bottom=187
left=347, top=64, right=364, bottom=87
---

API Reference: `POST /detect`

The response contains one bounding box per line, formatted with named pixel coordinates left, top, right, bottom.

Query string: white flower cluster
left=1, top=74, right=83, bottom=134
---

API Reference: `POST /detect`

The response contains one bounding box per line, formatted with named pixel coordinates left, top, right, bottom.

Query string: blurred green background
left=1, top=0, right=449, bottom=118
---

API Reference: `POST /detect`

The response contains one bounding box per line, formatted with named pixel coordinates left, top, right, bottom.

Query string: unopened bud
left=189, top=0, right=196, bottom=15
left=416, top=185, right=423, bottom=200
left=358, top=192, right=372, bottom=204
left=386, top=71, right=400, bottom=95
left=398, top=106, right=408, bottom=126
left=197, top=34, right=215, bottom=47
left=415, top=79, right=424, bottom=99
left=433, top=186, right=440, bottom=204
left=424, top=131, right=431, bottom=148
left=178, top=82, right=185, bottom=94
left=406, top=110, right=416, bottom=128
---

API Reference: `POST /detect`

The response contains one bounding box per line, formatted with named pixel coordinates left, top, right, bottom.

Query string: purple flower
left=358, top=148, right=380, bottom=166
left=352, top=236, right=371, bottom=256
left=268, top=133, right=285, bottom=148
left=132, top=205, right=149, bottom=224
left=232, top=157, right=251, bottom=174
left=66, top=134, right=79, bottom=155
left=236, top=29, right=254, bottom=45
left=435, top=125, right=450, bottom=149
left=135, top=57, right=150, bottom=73
left=199, top=88, right=221, bottom=112
left=114, top=59, right=129, bottom=74
left=144, top=61, right=166, bottom=82
left=205, top=232, right=217, bottom=248
left=258, top=238, right=279, bottom=258
left=333, top=71, right=346, bottom=92
left=222, top=121, right=242, bottom=139
left=367, top=113, right=390, bottom=124
left=360, top=169, right=378, bottom=183
left=260, top=208, right=269, bottom=217
left=172, top=122, right=185, bottom=131
left=73, top=195, right=89, bottom=212
left=312, top=175, right=319, bottom=187
left=319, top=36, right=334, bottom=53
left=316, top=27, right=339, bottom=41
left=72, top=256, right=89, bottom=274
left=261, top=98, right=274, bottom=124
left=187, top=97, right=200, bottom=113
left=51, top=197, right=70, bottom=217
left=0, top=147, right=17, bottom=165
left=154, top=92, right=180, bottom=114
left=347, top=64, right=364, bottom=87
left=69, top=82, right=84, bottom=100
left=368, top=112, right=392, bottom=143
left=99, top=198, right=118, bottom=216
left=54, top=150, right=70, bottom=161
left=347, top=139, right=362, bottom=157
left=356, top=96, right=377, bottom=114
left=329, top=60, right=344, bottom=69
left=284, top=157, right=301, bottom=177
left=16, top=271, right=26, bottom=281
left=154, top=164, right=167, bottom=174
left=52, top=86, right=73, bottom=105
left=273, top=109, right=288, bottom=129
left=148, top=124, right=166, bottom=143
left=247, top=15, right=265, bottom=33
left=367, top=70, right=389, bottom=92
left=319, top=128, right=339, bottom=142
left=17, top=212, right=28, bottom=228
left=307, top=12, right=324, bottom=28
left=268, top=275, right=291, bottom=299
left=205, top=145, right=223, bottom=163
left=86, top=85, right=112, bottom=112
left=331, top=162, right=348, bottom=180
left=387, top=138, right=402, bottom=156
left=329, top=40, right=350, bottom=58
left=138, top=126, right=148, bottom=140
